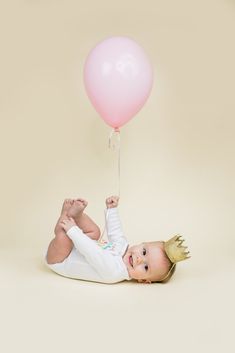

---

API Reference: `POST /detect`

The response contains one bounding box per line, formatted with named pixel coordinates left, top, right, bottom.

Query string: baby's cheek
left=132, top=267, right=143, bottom=280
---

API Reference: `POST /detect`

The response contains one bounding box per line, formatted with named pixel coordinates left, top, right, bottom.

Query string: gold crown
left=164, top=235, right=190, bottom=264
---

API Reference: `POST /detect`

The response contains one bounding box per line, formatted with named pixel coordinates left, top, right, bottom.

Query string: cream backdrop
left=0, top=1, right=234, bottom=352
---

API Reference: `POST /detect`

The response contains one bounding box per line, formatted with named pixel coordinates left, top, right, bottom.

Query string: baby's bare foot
left=67, top=199, right=88, bottom=218
left=75, top=198, right=88, bottom=208
left=61, top=199, right=74, bottom=216
left=54, top=199, right=74, bottom=235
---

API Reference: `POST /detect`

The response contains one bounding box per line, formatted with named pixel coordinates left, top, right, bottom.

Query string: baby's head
left=123, top=241, right=175, bottom=283
left=123, top=235, right=190, bottom=283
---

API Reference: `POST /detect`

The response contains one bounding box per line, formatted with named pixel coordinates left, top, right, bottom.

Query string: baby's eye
left=143, top=248, right=147, bottom=256
left=144, top=265, right=148, bottom=271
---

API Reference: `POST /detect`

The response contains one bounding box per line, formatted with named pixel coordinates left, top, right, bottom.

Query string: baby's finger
left=111, top=196, right=118, bottom=202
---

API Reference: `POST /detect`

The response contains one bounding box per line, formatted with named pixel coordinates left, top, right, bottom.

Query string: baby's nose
left=136, top=255, right=143, bottom=265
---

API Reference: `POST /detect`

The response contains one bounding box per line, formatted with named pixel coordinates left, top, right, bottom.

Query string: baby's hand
left=106, top=196, right=119, bottom=208
left=60, top=217, right=76, bottom=232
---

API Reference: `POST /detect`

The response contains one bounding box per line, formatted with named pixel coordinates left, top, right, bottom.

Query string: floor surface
left=1, top=245, right=234, bottom=353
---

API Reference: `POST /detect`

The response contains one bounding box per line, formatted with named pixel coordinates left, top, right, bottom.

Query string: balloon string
left=108, top=128, right=121, bottom=198
left=98, top=128, right=121, bottom=244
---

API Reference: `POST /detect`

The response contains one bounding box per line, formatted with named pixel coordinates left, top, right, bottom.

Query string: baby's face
left=122, top=241, right=169, bottom=283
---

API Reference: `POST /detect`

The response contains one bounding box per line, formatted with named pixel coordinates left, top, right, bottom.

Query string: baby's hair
left=154, top=241, right=176, bottom=283
left=158, top=263, right=176, bottom=283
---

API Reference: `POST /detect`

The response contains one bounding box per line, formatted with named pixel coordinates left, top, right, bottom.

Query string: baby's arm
left=105, top=196, right=128, bottom=248
left=106, top=208, right=126, bottom=242
left=60, top=218, right=117, bottom=277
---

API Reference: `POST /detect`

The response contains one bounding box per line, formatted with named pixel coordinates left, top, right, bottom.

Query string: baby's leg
left=46, top=199, right=74, bottom=265
left=46, top=199, right=101, bottom=265
left=67, top=199, right=101, bottom=240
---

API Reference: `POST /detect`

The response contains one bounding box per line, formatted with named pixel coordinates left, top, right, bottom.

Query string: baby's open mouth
left=129, top=255, right=133, bottom=267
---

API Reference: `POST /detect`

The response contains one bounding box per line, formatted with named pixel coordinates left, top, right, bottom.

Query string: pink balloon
left=83, top=36, right=153, bottom=129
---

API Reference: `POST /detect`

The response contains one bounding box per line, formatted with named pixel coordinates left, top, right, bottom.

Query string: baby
left=45, top=196, right=189, bottom=284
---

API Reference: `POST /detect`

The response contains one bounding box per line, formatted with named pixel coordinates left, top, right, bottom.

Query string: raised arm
left=105, top=196, right=128, bottom=252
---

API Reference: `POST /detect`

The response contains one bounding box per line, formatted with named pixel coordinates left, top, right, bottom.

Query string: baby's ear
left=138, top=279, right=152, bottom=284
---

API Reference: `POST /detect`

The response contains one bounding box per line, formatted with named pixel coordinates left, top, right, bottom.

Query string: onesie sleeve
left=106, top=208, right=128, bottom=253
left=66, top=226, right=121, bottom=278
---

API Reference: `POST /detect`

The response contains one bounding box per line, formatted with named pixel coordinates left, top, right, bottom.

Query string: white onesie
left=45, top=208, right=131, bottom=284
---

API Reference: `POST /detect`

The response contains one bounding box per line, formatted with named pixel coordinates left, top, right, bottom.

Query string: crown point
left=164, top=235, right=191, bottom=264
